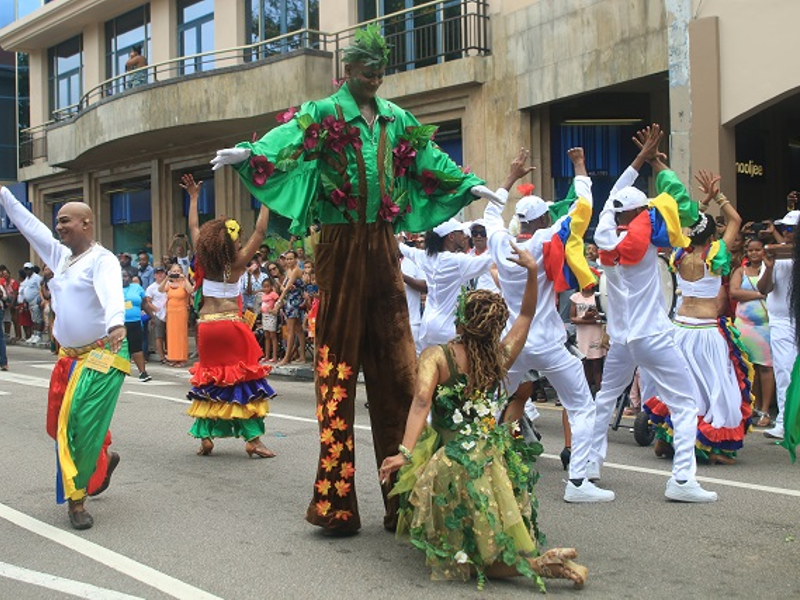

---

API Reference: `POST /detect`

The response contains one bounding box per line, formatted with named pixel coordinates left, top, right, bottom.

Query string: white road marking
left=0, top=561, right=143, bottom=600
left=124, top=390, right=373, bottom=431
left=0, top=504, right=222, bottom=600
left=0, top=372, right=51, bottom=388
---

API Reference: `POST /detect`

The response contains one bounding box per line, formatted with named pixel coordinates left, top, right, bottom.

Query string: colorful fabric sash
left=780, top=355, right=800, bottom=462
left=598, top=193, right=690, bottom=267
left=671, top=239, right=731, bottom=277
left=52, top=341, right=129, bottom=503
left=541, top=196, right=595, bottom=292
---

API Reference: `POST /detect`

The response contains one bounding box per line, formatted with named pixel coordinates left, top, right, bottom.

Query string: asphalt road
left=0, top=345, right=798, bottom=599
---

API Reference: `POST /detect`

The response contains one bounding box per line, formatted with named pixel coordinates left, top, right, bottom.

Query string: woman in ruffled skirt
left=380, top=243, right=587, bottom=591
left=182, top=174, right=276, bottom=458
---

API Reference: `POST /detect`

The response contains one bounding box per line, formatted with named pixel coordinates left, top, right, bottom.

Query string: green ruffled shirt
left=235, top=83, right=484, bottom=236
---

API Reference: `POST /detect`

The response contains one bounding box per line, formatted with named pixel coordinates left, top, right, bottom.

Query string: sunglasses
left=471, top=229, right=487, bottom=237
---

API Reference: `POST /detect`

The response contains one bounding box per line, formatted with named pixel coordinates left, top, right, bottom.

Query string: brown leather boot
left=68, top=499, right=94, bottom=530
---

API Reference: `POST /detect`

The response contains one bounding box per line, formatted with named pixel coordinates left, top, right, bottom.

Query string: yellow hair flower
left=224, top=219, right=240, bottom=242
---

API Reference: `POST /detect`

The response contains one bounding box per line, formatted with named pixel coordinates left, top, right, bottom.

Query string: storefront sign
left=736, top=160, right=764, bottom=177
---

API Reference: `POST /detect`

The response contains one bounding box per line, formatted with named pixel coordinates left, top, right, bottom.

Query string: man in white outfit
left=590, top=125, right=717, bottom=503
left=399, top=219, right=492, bottom=349
left=399, top=238, right=427, bottom=355
left=476, top=147, right=612, bottom=502
left=759, top=209, right=798, bottom=440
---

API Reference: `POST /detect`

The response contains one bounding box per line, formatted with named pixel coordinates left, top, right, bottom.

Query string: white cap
left=611, top=186, right=649, bottom=212
left=776, top=210, right=800, bottom=226
left=432, top=218, right=466, bottom=237
left=515, top=195, right=549, bottom=222
left=23, top=262, right=33, bottom=269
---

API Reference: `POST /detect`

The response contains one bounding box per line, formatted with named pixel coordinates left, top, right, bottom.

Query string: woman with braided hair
left=181, top=174, right=277, bottom=458
left=380, top=244, right=588, bottom=591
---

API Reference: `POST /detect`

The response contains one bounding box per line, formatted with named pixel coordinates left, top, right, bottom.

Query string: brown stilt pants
left=305, top=221, right=416, bottom=532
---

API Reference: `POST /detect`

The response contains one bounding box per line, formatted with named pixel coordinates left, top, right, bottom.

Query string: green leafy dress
left=390, top=345, right=545, bottom=588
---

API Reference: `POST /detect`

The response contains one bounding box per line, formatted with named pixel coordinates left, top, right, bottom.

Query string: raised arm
left=501, top=243, right=538, bottom=365
left=235, top=206, right=270, bottom=271
left=180, top=174, right=202, bottom=246
left=0, top=187, right=64, bottom=270
left=378, top=345, right=445, bottom=481
left=695, top=169, right=741, bottom=248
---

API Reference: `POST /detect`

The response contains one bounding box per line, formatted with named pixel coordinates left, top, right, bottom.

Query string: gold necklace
left=61, top=243, right=96, bottom=274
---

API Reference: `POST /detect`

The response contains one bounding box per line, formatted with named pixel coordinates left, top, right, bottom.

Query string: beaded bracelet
left=714, top=192, right=727, bottom=205
left=399, top=444, right=412, bottom=462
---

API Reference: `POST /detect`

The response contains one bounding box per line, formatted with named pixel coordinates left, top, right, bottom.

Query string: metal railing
left=18, top=0, right=490, bottom=167
left=331, top=0, right=490, bottom=80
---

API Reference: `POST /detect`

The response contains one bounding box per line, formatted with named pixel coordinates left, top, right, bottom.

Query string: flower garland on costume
left=254, top=105, right=471, bottom=225
left=313, top=344, right=356, bottom=523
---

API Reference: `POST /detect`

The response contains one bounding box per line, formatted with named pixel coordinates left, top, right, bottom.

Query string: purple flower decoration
left=276, top=106, right=298, bottom=123
left=330, top=182, right=353, bottom=207
left=419, top=170, right=440, bottom=195
left=303, top=123, right=322, bottom=151
left=250, top=155, right=275, bottom=187
left=379, top=194, right=400, bottom=222
left=393, top=140, right=417, bottom=177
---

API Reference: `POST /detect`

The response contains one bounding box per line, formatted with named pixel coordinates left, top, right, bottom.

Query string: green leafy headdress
left=342, top=23, right=390, bottom=68
left=454, top=285, right=469, bottom=329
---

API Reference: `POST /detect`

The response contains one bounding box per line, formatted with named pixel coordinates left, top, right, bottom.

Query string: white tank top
left=202, top=279, right=239, bottom=299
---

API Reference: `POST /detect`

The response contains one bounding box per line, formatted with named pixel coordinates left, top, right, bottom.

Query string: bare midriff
left=676, top=253, right=719, bottom=320
left=199, top=296, right=240, bottom=316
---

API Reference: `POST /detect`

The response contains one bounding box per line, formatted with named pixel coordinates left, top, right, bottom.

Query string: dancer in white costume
left=759, top=208, right=798, bottom=440
left=645, top=170, right=754, bottom=465
left=590, top=125, right=717, bottom=503
left=399, top=219, right=492, bottom=349
left=476, top=147, right=611, bottom=502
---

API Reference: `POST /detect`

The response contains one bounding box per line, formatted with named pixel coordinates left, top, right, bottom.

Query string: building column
left=215, top=0, right=245, bottom=68
left=665, top=0, right=692, bottom=186
left=82, top=22, right=104, bottom=108
left=150, top=0, right=177, bottom=81
left=688, top=16, right=736, bottom=209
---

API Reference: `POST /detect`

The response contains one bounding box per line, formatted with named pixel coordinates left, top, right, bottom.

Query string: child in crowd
left=570, top=283, right=606, bottom=394
left=260, top=279, right=280, bottom=362
left=303, top=266, right=319, bottom=341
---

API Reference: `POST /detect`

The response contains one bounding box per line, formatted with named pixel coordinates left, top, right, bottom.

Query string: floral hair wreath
left=687, top=212, right=708, bottom=237
left=342, top=23, right=390, bottom=69
left=224, top=219, right=241, bottom=242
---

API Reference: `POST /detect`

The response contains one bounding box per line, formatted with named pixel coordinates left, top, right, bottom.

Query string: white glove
left=471, top=185, right=506, bottom=208
left=210, top=147, right=251, bottom=171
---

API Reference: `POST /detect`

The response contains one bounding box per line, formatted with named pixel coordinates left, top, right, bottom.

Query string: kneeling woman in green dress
left=380, top=243, right=588, bottom=591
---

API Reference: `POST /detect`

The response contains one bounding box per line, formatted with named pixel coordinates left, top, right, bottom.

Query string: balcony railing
left=18, top=0, right=490, bottom=167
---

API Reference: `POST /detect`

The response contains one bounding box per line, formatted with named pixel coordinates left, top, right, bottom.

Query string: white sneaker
left=564, top=480, right=615, bottom=503
left=665, top=477, right=717, bottom=503
left=764, top=426, right=785, bottom=440
left=27, top=334, right=40, bottom=344
left=586, top=461, right=601, bottom=482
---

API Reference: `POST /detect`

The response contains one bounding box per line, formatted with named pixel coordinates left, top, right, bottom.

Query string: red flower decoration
left=330, top=182, right=353, bottom=207
left=517, top=183, right=536, bottom=196
left=250, top=155, right=275, bottom=187
left=276, top=106, right=298, bottom=123
left=392, top=140, right=417, bottom=177
left=379, top=194, right=400, bottom=222
left=303, top=123, right=322, bottom=151
left=419, top=170, right=440, bottom=195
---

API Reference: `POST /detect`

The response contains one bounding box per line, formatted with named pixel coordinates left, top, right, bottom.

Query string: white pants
left=410, top=322, right=423, bottom=357
left=512, top=344, right=595, bottom=480
left=592, top=332, right=699, bottom=481
left=770, top=318, right=797, bottom=428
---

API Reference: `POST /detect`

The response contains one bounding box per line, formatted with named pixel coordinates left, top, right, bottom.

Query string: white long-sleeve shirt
left=399, top=244, right=492, bottom=348
left=484, top=175, right=592, bottom=354
left=595, top=166, right=673, bottom=342
left=0, top=187, right=125, bottom=348
left=766, top=258, right=793, bottom=325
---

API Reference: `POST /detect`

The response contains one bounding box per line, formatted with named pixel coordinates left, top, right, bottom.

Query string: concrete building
left=0, top=0, right=798, bottom=264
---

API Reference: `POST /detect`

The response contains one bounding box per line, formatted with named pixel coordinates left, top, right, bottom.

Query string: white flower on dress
left=462, top=400, right=473, bottom=413
left=460, top=425, right=472, bottom=436
left=510, top=421, right=521, bottom=434
left=452, top=410, right=464, bottom=424
left=476, top=404, right=490, bottom=417
left=454, top=551, right=469, bottom=564
left=462, top=440, right=476, bottom=451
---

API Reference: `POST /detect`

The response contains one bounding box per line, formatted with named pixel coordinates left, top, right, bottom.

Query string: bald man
left=0, top=188, right=128, bottom=530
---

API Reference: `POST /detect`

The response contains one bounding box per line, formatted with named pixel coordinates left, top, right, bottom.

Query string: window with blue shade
left=245, top=0, right=320, bottom=61
left=48, top=36, right=82, bottom=119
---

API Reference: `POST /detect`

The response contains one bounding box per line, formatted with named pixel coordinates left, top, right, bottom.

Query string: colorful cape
left=541, top=196, right=595, bottom=292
